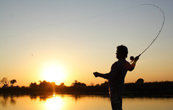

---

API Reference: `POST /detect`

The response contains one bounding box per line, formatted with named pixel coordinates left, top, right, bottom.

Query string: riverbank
left=0, top=81, right=172, bottom=97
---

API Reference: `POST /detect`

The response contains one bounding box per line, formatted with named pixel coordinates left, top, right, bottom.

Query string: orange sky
left=0, top=0, right=173, bottom=87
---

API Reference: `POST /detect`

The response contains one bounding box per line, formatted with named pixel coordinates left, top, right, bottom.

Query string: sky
left=0, top=0, right=173, bottom=87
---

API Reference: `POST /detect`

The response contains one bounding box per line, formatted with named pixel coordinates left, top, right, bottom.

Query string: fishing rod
left=130, top=4, right=165, bottom=61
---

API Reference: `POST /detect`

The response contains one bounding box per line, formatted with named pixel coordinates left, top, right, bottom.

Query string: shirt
left=102, top=59, right=132, bottom=91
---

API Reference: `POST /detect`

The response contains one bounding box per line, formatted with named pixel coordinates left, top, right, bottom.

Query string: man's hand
left=134, top=55, right=140, bottom=61
left=93, top=72, right=100, bottom=77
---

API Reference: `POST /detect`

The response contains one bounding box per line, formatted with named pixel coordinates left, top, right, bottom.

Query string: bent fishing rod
left=130, top=4, right=165, bottom=61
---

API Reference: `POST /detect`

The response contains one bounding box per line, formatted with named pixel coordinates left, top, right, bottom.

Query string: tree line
left=0, top=77, right=173, bottom=96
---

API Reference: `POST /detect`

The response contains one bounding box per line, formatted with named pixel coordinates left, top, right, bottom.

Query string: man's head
left=116, top=45, right=128, bottom=59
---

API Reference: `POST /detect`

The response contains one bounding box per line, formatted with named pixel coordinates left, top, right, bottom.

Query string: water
left=0, top=93, right=172, bottom=110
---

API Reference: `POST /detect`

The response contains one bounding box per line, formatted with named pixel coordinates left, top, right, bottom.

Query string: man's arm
left=93, top=72, right=110, bottom=79
left=93, top=63, right=118, bottom=79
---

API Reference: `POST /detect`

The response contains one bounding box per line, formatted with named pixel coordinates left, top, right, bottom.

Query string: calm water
left=0, top=93, right=172, bottom=110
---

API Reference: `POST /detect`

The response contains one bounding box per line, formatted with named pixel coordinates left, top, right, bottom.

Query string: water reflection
left=45, top=96, right=64, bottom=110
left=0, top=94, right=17, bottom=107
left=0, top=93, right=173, bottom=110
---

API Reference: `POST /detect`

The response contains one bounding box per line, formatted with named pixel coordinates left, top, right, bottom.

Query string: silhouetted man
left=93, top=45, right=139, bottom=110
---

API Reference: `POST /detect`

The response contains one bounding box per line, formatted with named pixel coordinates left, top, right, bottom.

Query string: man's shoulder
left=112, top=61, right=121, bottom=67
left=112, top=60, right=130, bottom=66
left=114, top=60, right=130, bottom=66
left=113, top=61, right=119, bottom=65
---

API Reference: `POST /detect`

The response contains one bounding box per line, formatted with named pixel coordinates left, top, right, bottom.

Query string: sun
left=42, top=63, right=66, bottom=85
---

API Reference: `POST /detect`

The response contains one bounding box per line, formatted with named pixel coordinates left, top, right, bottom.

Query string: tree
left=59, top=82, right=65, bottom=87
left=39, top=80, right=50, bottom=87
left=100, top=81, right=108, bottom=87
left=10, top=79, right=17, bottom=87
left=30, top=82, right=37, bottom=88
left=136, top=78, right=144, bottom=84
left=72, top=80, right=86, bottom=87
left=0, top=77, right=9, bottom=87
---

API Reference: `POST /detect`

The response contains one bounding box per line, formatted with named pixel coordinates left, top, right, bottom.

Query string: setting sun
left=42, top=62, right=66, bottom=85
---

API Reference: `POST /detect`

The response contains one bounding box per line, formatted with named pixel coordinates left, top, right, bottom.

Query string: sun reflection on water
left=45, top=95, right=64, bottom=110
left=0, top=94, right=172, bottom=110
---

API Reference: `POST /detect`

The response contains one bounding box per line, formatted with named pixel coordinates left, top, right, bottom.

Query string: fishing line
left=0, top=6, right=136, bottom=39
left=0, top=4, right=149, bottom=39
left=130, top=4, right=165, bottom=61
left=94, top=3, right=165, bottom=74
left=91, top=5, right=166, bottom=106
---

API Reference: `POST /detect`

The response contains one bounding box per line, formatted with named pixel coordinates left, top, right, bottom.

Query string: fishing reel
left=130, top=55, right=140, bottom=62
left=130, top=56, right=135, bottom=61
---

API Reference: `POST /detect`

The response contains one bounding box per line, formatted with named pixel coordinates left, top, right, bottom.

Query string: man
left=93, top=45, right=139, bottom=110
